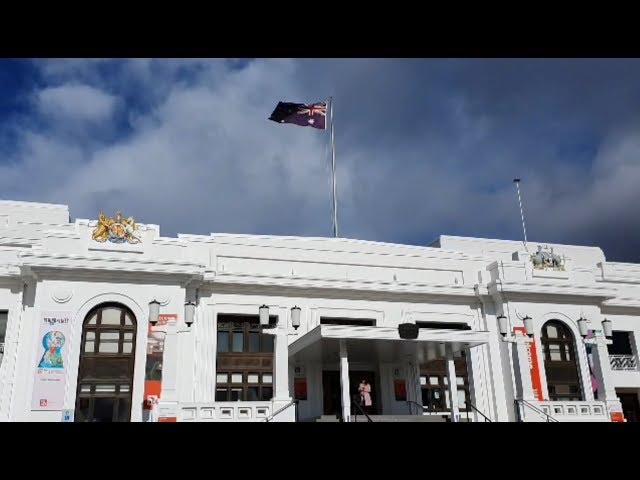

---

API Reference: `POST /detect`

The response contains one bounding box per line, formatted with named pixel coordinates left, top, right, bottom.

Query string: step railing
left=352, top=394, right=373, bottom=422
left=265, top=399, right=298, bottom=422
left=515, top=399, right=559, bottom=423
left=465, top=402, right=492, bottom=422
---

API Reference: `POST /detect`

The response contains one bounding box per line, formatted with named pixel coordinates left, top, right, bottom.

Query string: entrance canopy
left=289, top=324, right=490, bottom=364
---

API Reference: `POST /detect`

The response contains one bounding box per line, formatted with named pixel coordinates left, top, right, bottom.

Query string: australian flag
left=269, top=101, right=327, bottom=130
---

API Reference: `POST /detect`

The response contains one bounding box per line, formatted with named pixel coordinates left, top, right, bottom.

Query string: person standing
left=358, top=378, right=372, bottom=413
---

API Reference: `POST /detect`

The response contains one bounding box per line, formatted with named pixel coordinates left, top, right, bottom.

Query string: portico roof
left=289, top=324, right=490, bottom=364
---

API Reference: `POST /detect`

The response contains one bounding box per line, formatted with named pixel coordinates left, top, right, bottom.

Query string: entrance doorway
left=74, top=303, right=137, bottom=422
left=618, top=392, right=640, bottom=422
left=322, top=370, right=378, bottom=416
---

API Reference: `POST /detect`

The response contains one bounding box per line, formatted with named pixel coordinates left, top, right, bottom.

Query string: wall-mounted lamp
left=497, top=315, right=508, bottom=336
left=577, top=316, right=589, bottom=338
left=259, top=304, right=270, bottom=327
left=291, top=306, right=301, bottom=330
left=522, top=315, right=534, bottom=338
left=149, top=299, right=160, bottom=326
left=602, top=318, right=613, bottom=339
left=184, top=301, right=196, bottom=327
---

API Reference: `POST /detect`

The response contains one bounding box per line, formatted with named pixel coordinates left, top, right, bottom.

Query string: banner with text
left=31, top=311, right=73, bottom=410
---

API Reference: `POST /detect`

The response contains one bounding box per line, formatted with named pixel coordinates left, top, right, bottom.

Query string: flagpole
left=513, top=178, right=528, bottom=252
left=329, top=96, right=339, bottom=238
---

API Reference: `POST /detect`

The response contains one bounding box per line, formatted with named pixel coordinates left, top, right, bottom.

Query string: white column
left=514, top=337, right=535, bottom=402
left=273, top=329, right=291, bottom=402
left=160, top=320, right=178, bottom=403
left=446, top=347, right=460, bottom=423
left=590, top=332, right=623, bottom=416
left=339, top=339, right=351, bottom=422
left=404, top=359, right=421, bottom=415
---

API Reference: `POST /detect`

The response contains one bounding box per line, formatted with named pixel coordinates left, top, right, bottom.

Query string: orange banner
left=514, top=327, right=544, bottom=401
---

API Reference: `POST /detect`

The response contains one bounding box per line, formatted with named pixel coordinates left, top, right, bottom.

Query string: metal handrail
left=466, top=402, right=492, bottom=422
left=352, top=394, right=373, bottom=422
left=265, top=399, right=298, bottom=422
left=515, top=399, right=559, bottom=423
left=405, top=399, right=433, bottom=415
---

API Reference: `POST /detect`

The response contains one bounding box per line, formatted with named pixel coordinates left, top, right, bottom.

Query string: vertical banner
left=514, top=327, right=544, bottom=401
left=143, top=313, right=176, bottom=421
left=31, top=311, right=73, bottom=410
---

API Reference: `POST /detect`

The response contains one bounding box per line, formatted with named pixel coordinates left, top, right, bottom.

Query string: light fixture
left=602, top=318, right=613, bottom=339
left=577, top=316, right=589, bottom=338
left=184, top=301, right=196, bottom=327
left=291, top=306, right=301, bottom=330
left=259, top=304, right=270, bottom=327
left=148, top=299, right=160, bottom=326
left=523, top=315, right=534, bottom=338
left=497, top=315, right=508, bottom=336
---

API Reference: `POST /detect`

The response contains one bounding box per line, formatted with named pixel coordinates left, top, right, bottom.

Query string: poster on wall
left=31, top=311, right=73, bottom=410
left=513, top=327, right=544, bottom=401
left=143, top=313, right=177, bottom=421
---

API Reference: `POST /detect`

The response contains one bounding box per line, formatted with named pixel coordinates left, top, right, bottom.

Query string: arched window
left=75, top=303, right=137, bottom=422
left=541, top=320, right=583, bottom=401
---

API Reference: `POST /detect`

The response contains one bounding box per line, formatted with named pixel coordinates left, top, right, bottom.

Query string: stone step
left=313, top=414, right=461, bottom=422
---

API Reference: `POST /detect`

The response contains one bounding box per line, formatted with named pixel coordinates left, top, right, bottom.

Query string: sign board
left=31, top=311, right=73, bottom=410
left=611, top=411, right=625, bottom=422
left=61, top=409, right=74, bottom=422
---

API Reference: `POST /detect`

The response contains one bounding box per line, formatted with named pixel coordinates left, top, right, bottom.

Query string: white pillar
left=446, top=347, right=460, bottom=423
left=404, top=359, right=421, bottom=415
left=339, top=340, right=351, bottom=422
left=273, top=329, right=291, bottom=402
left=159, top=320, right=178, bottom=403
left=514, top=337, right=535, bottom=402
left=590, top=331, right=623, bottom=417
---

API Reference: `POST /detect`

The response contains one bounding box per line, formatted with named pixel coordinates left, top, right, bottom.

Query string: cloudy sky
left=0, top=59, right=639, bottom=261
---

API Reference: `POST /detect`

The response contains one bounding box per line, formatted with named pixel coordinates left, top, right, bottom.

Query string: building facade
left=1, top=200, right=639, bottom=422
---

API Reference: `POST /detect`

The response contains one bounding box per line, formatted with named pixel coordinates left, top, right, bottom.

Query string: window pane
left=231, top=373, right=243, bottom=383
left=429, top=376, right=439, bottom=386
left=247, top=387, right=259, bottom=401
left=123, top=314, right=134, bottom=326
left=261, top=334, right=274, bottom=353
left=261, top=387, right=273, bottom=401
left=546, top=325, right=558, bottom=338
left=457, top=390, right=466, bottom=408
left=230, top=388, right=242, bottom=401
left=247, top=373, right=259, bottom=383
left=95, top=384, right=116, bottom=392
left=456, top=377, right=465, bottom=386
left=123, top=342, right=133, bottom=354
left=76, top=397, right=91, bottom=422
left=100, top=332, right=119, bottom=341
left=124, top=332, right=133, bottom=341
left=262, top=374, right=272, bottom=384
left=217, top=332, right=229, bottom=352
left=84, top=341, right=95, bottom=353
left=216, top=389, right=228, bottom=401
left=549, top=344, right=561, bottom=361
left=87, top=314, right=97, bottom=325
left=93, top=398, right=115, bottom=422
left=117, top=398, right=131, bottom=422
left=232, top=332, right=244, bottom=352
left=249, top=332, right=260, bottom=352
left=98, top=342, right=119, bottom=353
left=86, top=332, right=95, bottom=340
left=420, top=376, right=427, bottom=386
left=217, top=373, right=228, bottom=384
left=100, top=309, right=122, bottom=325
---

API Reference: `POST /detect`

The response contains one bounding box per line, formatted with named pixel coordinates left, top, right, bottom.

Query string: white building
left=1, top=199, right=639, bottom=423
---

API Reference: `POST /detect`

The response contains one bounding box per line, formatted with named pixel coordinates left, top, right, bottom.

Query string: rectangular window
left=216, top=315, right=274, bottom=402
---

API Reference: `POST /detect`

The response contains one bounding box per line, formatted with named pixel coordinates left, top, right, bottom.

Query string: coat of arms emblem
left=91, top=211, right=142, bottom=244
left=531, top=245, right=564, bottom=271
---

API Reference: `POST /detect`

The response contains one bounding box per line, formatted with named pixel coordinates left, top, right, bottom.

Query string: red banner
left=514, top=327, right=544, bottom=401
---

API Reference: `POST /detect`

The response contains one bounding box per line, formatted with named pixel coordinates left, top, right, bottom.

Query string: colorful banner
left=514, top=327, right=544, bottom=401
left=31, top=311, right=73, bottom=410
left=143, top=313, right=176, bottom=420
